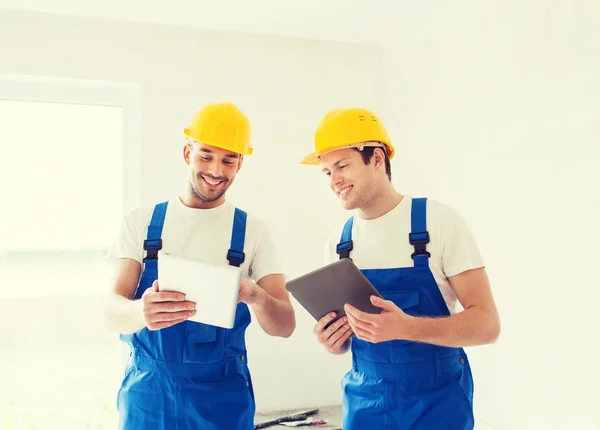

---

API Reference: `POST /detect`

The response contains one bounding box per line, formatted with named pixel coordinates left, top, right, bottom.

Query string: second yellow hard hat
left=301, top=107, right=394, bottom=165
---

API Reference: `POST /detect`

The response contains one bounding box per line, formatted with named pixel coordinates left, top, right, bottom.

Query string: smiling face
left=320, top=147, right=385, bottom=211
left=183, top=140, right=243, bottom=207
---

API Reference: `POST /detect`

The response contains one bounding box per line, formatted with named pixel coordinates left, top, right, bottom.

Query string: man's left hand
left=344, top=296, right=415, bottom=343
left=238, top=276, right=266, bottom=306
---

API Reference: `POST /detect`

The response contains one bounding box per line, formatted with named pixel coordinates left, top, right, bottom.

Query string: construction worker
left=302, top=108, right=501, bottom=429
left=104, top=102, right=296, bottom=430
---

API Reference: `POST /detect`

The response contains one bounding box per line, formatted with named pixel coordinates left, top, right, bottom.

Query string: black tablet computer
left=286, top=258, right=383, bottom=326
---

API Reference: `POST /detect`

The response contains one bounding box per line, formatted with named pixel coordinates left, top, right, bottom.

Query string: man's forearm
left=252, top=293, right=296, bottom=338
left=406, top=306, right=500, bottom=348
left=104, top=294, right=146, bottom=335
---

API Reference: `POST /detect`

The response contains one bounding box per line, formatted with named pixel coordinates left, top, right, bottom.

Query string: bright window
left=0, top=98, right=125, bottom=429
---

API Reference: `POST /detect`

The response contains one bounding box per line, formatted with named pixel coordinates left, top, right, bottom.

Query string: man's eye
left=339, top=164, right=348, bottom=169
left=223, top=161, right=234, bottom=166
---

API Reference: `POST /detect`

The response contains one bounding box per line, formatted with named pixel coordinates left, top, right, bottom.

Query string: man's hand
left=238, top=276, right=267, bottom=305
left=344, top=296, right=414, bottom=344
left=141, top=280, right=196, bottom=330
left=313, top=312, right=353, bottom=354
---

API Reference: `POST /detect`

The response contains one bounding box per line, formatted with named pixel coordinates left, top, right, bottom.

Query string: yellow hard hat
left=183, top=102, right=253, bottom=156
left=301, top=107, right=394, bottom=165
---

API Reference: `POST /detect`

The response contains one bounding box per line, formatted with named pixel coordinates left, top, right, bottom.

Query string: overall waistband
left=353, top=349, right=466, bottom=381
left=132, top=352, right=248, bottom=379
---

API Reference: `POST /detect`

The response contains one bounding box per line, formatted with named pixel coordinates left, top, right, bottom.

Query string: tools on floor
left=279, top=419, right=328, bottom=427
left=254, top=408, right=324, bottom=428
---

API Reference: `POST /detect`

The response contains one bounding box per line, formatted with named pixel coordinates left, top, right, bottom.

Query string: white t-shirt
left=324, top=196, right=485, bottom=314
left=107, top=197, right=282, bottom=283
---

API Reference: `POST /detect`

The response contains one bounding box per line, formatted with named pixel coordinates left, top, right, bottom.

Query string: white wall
left=0, top=9, right=384, bottom=411
left=383, top=1, right=600, bottom=428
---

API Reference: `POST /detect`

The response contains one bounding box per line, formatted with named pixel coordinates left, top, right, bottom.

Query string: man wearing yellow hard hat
left=104, top=102, right=296, bottom=429
left=303, top=108, right=500, bottom=429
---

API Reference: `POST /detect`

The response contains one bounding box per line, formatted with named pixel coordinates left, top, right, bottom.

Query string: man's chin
left=340, top=199, right=356, bottom=211
left=193, top=188, right=224, bottom=203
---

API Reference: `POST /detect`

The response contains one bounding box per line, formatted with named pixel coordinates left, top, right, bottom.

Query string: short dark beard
left=190, top=173, right=229, bottom=203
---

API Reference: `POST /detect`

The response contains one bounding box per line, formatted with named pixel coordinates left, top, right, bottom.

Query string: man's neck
left=358, top=185, right=403, bottom=220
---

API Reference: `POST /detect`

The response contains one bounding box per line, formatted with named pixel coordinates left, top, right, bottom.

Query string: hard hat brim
left=183, top=131, right=253, bottom=156
left=300, top=144, right=355, bottom=165
left=300, top=142, right=393, bottom=165
left=300, top=151, right=322, bottom=165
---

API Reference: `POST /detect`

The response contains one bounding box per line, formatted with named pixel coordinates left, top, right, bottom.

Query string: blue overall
left=337, top=198, right=475, bottom=430
left=116, top=201, right=255, bottom=430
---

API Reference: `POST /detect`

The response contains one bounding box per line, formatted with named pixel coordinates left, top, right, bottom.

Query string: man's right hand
left=141, top=280, right=196, bottom=330
left=313, top=312, right=353, bottom=354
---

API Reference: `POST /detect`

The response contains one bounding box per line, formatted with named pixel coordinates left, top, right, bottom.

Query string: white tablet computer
left=286, top=258, right=383, bottom=327
left=157, top=251, right=241, bottom=329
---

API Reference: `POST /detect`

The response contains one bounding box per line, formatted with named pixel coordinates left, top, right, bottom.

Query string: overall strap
left=336, top=216, right=354, bottom=260
left=143, top=201, right=169, bottom=272
left=227, top=208, right=247, bottom=267
left=409, top=197, right=431, bottom=267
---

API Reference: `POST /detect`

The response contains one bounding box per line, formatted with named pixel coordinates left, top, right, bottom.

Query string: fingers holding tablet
left=314, top=312, right=353, bottom=354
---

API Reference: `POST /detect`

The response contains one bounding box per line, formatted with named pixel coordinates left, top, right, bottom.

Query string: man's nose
left=330, top=171, right=342, bottom=189
left=206, top=160, right=223, bottom=178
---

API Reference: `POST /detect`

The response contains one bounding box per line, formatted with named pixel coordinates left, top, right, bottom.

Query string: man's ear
left=373, top=147, right=386, bottom=168
left=183, top=143, right=191, bottom=166
left=237, top=155, right=244, bottom=172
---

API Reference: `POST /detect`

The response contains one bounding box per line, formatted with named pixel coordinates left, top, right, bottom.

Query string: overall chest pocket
left=187, top=322, right=218, bottom=344
left=383, top=289, right=421, bottom=317
left=185, top=322, right=224, bottom=362
left=384, top=290, right=422, bottom=355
